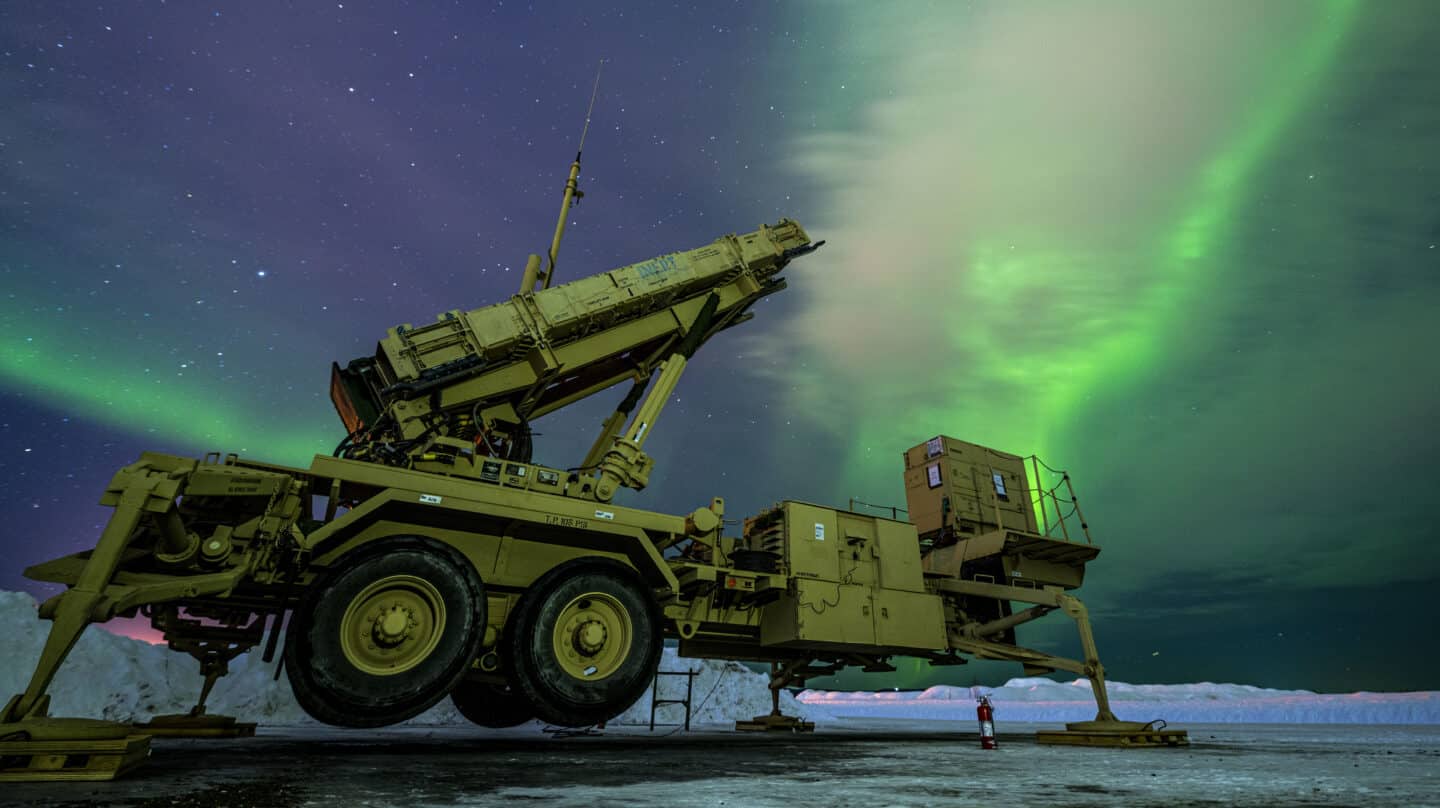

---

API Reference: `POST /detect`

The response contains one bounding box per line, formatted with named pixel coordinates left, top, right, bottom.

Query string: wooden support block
left=0, top=734, right=150, bottom=781
left=1042, top=725, right=1186, bottom=748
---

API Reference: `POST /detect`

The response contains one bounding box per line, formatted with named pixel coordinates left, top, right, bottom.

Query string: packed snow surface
left=0, top=591, right=822, bottom=726
left=5, top=591, right=1437, bottom=726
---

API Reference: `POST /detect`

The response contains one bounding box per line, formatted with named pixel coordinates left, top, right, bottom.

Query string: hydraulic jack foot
left=1037, top=719, right=1189, bottom=748
left=735, top=713, right=814, bottom=733
left=133, top=713, right=256, bottom=738
left=737, top=661, right=816, bottom=732
left=131, top=646, right=257, bottom=738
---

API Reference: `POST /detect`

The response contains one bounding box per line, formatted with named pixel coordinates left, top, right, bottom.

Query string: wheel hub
left=373, top=604, right=414, bottom=647
left=339, top=575, right=447, bottom=676
left=552, top=592, right=633, bottom=680
left=573, top=619, right=608, bottom=655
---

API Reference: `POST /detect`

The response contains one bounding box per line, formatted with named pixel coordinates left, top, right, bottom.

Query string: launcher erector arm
left=329, top=220, right=822, bottom=490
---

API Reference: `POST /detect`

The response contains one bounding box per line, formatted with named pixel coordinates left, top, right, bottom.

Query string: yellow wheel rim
left=339, top=574, right=446, bottom=676
left=552, top=592, right=633, bottom=680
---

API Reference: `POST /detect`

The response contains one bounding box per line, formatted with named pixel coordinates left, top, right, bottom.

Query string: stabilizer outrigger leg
left=1, top=458, right=258, bottom=779
left=735, top=660, right=816, bottom=733
left=0, top=462, right=167, bottom=781
left=1034, top=595, right=1188, bottom=748
left=937, top=580, right=1188, bottom=748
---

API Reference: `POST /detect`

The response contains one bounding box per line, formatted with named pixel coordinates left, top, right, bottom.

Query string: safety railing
left=847, top=497, right=908, bottom=520
left=1026, top=455, right=1092, bottom=545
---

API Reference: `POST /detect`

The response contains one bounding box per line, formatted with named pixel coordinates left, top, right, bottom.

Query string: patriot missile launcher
left=0, top=101, right=1183, bottom=781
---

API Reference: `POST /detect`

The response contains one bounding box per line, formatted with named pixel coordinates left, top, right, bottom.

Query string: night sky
left=2, top=2, right=1436, bottom=693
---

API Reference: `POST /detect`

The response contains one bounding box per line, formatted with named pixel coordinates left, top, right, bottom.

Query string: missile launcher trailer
left=0, top=151, right=1184, bottom=782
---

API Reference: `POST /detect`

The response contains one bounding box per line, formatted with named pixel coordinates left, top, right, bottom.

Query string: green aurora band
left=1, top=3, right=1361, bottom=499
left=1, top=3, right=1360, bottom=491
left=0, top=2, right=1366, bottom=692
left=1046, top=0, right=1361, bottom=455
left=795, top=1, right=1360, bottom=506
left=772, top=2, right=1360, bottom=687
left=0, top=327, right=334, bottom=462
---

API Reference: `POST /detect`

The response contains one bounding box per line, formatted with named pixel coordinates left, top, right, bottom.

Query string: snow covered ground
left=9, top=722, right=1440, bottom=807
left=5, top=589, right=1437, bottom=728
left=801, top=679, right=1440, bottom=725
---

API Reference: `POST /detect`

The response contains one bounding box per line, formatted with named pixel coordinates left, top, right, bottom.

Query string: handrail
left=847, top=498, right=908, bottom=520
left=1024, top=455, right=1093, bottom=545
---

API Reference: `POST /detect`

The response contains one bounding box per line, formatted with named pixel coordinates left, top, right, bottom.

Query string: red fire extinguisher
left=977, top=695, right=997, bottom=749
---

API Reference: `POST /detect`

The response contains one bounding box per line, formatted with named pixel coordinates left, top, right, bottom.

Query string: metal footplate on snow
left=735, top=713, right=815, bottom=733
left=1037, top=719, right=1189, bottom=748
left=0, top=718, right=151, bottom=782
left=133, top=713, right=257, bottom=738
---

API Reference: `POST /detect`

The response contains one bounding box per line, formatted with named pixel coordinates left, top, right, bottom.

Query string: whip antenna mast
left=521, top=59, right=605, bottom=294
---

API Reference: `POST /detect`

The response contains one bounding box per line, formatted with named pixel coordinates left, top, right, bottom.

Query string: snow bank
left=611, top=646, right=827, bottom=726
left=0, top=591, right=824, bottom=727
left=11, top=588, right=1435, bottom=727
left=799, top=676, right=1440, bottom=724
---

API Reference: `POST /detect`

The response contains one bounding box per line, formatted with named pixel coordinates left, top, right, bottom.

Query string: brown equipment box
left=903, top=435, right=1038, bottom=539
left=757, top=501, right=946, bottom=652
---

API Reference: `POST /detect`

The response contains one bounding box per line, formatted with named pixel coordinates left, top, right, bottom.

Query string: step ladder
left=649, top=668, right=698, bottom=731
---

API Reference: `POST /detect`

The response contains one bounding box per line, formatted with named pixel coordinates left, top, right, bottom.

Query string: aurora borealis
left=2, top=2, right=1436, bottom=692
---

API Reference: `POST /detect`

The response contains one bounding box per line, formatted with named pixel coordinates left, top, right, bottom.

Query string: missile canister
left=383, top=218, right=809, bottom=380
left=330, top=219, right=817, bottom=448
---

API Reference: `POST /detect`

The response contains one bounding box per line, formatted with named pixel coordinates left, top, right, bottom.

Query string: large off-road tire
left=507, top=559, right=662, bottom=727
left=450, top=679, right=536, bottom=728
left=285, top=536, right=486, bottom=727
